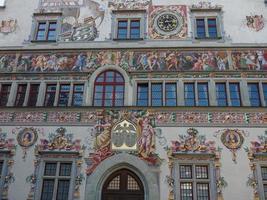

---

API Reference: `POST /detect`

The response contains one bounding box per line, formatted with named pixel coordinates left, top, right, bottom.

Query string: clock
left=153, top=11, right=184, bottom=36
left=157, top=13, right=178, bottom=32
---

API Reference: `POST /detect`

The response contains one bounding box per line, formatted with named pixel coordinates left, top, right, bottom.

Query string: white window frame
left=111, top=10, right=147, bottom=40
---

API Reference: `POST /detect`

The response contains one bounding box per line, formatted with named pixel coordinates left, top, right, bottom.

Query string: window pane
left=44, top=162, right=57, bottom=176
left=216, top=83, right=227, bottom=106
left=28, top=84, right=39, bottom=107
left=58, top=84, right=70, bottom=106
left=263, top=83, right=267, bottom=106
left=0, top=84, right=11, bottom=106
left=56, top=180, right=70, bottom=200
left=180, top=165, right=192, bottom=179
left=137, top=83, right=148, bottom=106
left=180, top=182, right=193, bottom=200
left=248, top=83, right=261, bottom=106
left=130, top=20, right=140, bottom=39
left=15, top=84, right=27, bottom=106
left=264, top=184, right=267, bottom=200
left=45, top=84, right=56, bottom=106
left=117, top=20, right=127, bottom=39
left=195, top=165, right=209, bottom=179
left=166, top=83, right=177, bottom=106
left=196, top=183, right=210, bottom=200
left=72, top=85, right=84, bottom=106
left=196, top=19, right=206, bottom=38
left=151, top=83, right=162, bottom=106
left=261, top=167, right=267, bottom=180
left=0, top=161, right=3, bottom=177
left=198, top=83, right=209, bottom=106
left=59, top=163, right=72, bottom=176
left=41, top=179, right=54, bottom=200
left=229, top=83, right=241, bottom=106
left=184, top=83, right=195, bottom=106
left=208, top=18, right=217, bottom=38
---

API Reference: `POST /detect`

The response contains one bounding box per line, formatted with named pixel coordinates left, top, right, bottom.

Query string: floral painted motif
left=246, top=15, right=265, bottom=32
left=36, top=127, right=84, bottom=152
left=168, top=128, right=226, bottom=200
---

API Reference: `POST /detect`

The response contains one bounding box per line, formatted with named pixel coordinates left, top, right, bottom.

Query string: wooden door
left=102, top=169, right=144, bottom=200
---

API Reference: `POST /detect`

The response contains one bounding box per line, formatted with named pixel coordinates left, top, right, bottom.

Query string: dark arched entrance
left=102, top=169, right=144, bottom=200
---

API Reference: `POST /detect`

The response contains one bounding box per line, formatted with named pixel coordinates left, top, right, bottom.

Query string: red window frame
left=93, top=70, right=125, bottom=107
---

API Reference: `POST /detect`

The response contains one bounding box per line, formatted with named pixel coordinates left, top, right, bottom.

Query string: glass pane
left=95, top=85, right=103, bottom=92
left=15, top=84, right=27, bottom=106
left=263, top=83, right=267, bottom=106
left=0, top=161, right=3, bottom=176
left=180, top=165, right=192, bottom=179
left=107, top=175, right=120, bottom=190
left=195, top=165, right=209, bottom=179
left=152, top=83, right=162, bottom=106
left=261, top=167, right=267, bottom=180
left=198, top=83, right=209, bottom=106
left=229, top=83, right=241, bottom=106
left=196, top=183, right=210, bottom=200
left=216, top=83, right=227, bottom=106
left=96, top=74, right=104, bottom=82
left=59, top=163, right=72, bottom=176
left=196, top=19, right=205, bottom=38
left=41, top=179, right=54, bottom=200
left=0, top=84, right=11, bottom=106
left=137, top=83, right=148, bottom=106
left=248, top=83, right=261, bottom=106
left=184, top=83, right=195, bottom=106
left=106, top=71, right=115, bottom=82
left=56, top=180, right=70, bottom=200
left=127, top=175, right=140, bottom=190
left=180, top=182, right=193, bottom=200
left=58, top=85, right=70, bottom=106
left=28, top=84, right=39, bottom=106
left=118, top=21, right=127, bottom=27
left=44, top=162, right=57, bottom=176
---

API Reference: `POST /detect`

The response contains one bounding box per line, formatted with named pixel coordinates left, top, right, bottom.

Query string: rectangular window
left=151, top=83, right=162, bottom=106
left=15, top=84, right=27, bottom=107
left=0, top=0, right=6, bottom=7
left=196, top=18, right=206, bottom=39
left=137, top=83, right=148, bottom=106
left=44, top=84, right=56, bottom=107
left=165, top=83, right=177, bottom=106
left=116, top=19, right=141, bottom=39
left=36, top=21, right=57, bottom=41
left=263, top=83, right=267, bottom=106
left=0, top=84, right=11, bottom=106
left=27, top=84, right=40, bottom=107
left=229, top=83, right=241, bottom=106
left=248, top=83, right=261, bottom=107
left=58, top=84, right=70, bottom=106
left=216, top=83, right=227, bottom=106
left=72, top=84, right=84, bottom=106
left=184, top=83, right=195, bottom=106
left=207, top=18, right=217, bottom=38
left=130, top=20, right=140, bottom=39
left=117, top=20, right=128, bottom=39
left=197, top=83, right=209, bottom=106
left=179, top=164, right=210, bottom=200
left=261, top=166, right=267, bottom=200
left=0, top=160, right=3, bottom=179
left=41, top=162, right=72, bottom=200
left=195, top=17, right=219, bottom=39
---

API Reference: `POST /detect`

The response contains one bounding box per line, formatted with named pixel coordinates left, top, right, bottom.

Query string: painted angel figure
left=137, top=117, right=155, bottom=158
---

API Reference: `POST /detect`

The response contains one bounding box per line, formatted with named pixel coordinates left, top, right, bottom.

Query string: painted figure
left=95, top=119, right=112, bottom=150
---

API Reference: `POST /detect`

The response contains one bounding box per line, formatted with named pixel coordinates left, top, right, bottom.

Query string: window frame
left=184, top=82, right=210, bottom=106
left=15, top=84, right=27, bottom=107
left=44, top=84, right=57, bottom=107
left=247, top=83, right=261, bottom=107
left=0, top=83, right=11, bottom=107
left=57, top=84, right=71, bottom=107
left=0, top=153, right=9, bottom=200
left=255, top=161, right=267, bottom=200
left=72, top=84, right=84, bottom=107
left=27, top=83, right=40, bottom=107
left=0, top=0, right=6, bottom=8
left=35, top=157, right=76, bottom=200
left=174, top=160, right=217, bottom=200
left=112, top=10, right=146, bottom=40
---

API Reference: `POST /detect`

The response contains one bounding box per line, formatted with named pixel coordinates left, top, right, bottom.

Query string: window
left=216, top=83, right=227, bottom=106
left=197, top=83, right=209, bottom=106
left=0, top=0, right=6, bottom=7
left=248, top=83, right=261, bottom=107
left=165, top=83, right=177, bottom=106
left=179, top=164, right=211, bottom=200
left=93, top=71, right=124, bottom=107
left=0, top=84, right=11, bottom=106
left=151, top=83, right=163, bottom=106
left=72, top=84, right=84, bottom=106
left=184, top=83, right=195, bottom=106
left=112, top=10, right=145, bottom=40
left=263, top=83, right=267, bottom=106
left=229, top=83, right=241, bottom=106
left=15, top=84, right=27, bottom=107
left=137, top=83, right=148, bottom=106
left=0, top=159, right=7, bottom=199
left=44, top=84, right=57, bottom=106
left=58, top=84, right=70, bottom=106
left=35, top=21, right=57, bottom=41
left=27, top=84, right=40, bottom=107
left=40, top=161, right=73, bottom=200
left=191, top=8, right=223, bottom=40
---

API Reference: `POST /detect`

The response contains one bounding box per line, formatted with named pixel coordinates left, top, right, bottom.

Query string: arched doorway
left=102, top=169, right=144, bottom=200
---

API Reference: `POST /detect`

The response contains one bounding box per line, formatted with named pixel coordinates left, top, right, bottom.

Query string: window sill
left=113, top=38, right=144, bottom=41
left=195, top=36, right=222, bottom=40
left=31, top=40, right=57, bottom=43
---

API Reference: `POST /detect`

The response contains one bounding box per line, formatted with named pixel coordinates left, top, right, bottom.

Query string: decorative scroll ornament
left=36, top=127, right=84, bottom=153
left=244, top=130, right=267, bottom=200
left=168, top=128, right=226, bottom=200
left=215, top=129, right=247, bottom=163
left=108, top=0, right=152, bottom=9
left=0, top=19, right=17, bottom=34
left=246, top=15, right=264, bottom=32
left=191, top=1, right=222, bottom=9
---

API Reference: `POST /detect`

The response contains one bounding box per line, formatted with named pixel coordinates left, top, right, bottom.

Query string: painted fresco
left=0, top=19, right=17, bottom=34
left=0, top=54, right=16, bottom=72
left=246, top=15, right=265, bottom=32
left=108, top=0, right=152, bottom=9
left=148, top=5, right=187, bottom=39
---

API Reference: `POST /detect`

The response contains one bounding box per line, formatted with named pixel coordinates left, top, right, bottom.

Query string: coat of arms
left=246, top=15, right=264, bottom=32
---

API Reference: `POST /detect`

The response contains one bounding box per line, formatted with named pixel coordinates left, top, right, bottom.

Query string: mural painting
left=0, top=54, right=16, bottom=72
left=26, top=127, right=85, bottom=200
left=86, top=110, right=161, bottom=175
left=148, top=5, right=187, bottom=39
left=108, top=0, right=152, bottom=9
left=0, top=129, right=16, bottom=200
left=245, top=130, right=267, bottom=200
left=215, top=129, right=247, bottom=163
left=168, top=128, right=227, bottom=200
left=191, top=1, right=222, bottom=10
left=246, top=15, right=265, bottom=32
left=0, top=19, right=17, bottom=34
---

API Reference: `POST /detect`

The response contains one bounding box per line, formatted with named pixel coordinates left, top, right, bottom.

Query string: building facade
left=0, top=0, right=267, bottom=200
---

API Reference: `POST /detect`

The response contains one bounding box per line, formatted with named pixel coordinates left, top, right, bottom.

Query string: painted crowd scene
left=0, top=49, right=266, bottom=73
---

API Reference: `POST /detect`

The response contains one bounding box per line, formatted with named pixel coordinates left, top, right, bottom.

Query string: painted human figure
left=137, top=117, right=155, bottom=158
left=95, top=119, right=112, bottom=150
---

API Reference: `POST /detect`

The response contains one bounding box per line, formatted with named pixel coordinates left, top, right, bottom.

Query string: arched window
left=93, top=70, right=125, bottom=106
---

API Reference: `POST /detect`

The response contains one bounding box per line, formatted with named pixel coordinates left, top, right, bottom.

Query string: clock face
left=157, top=13, right=178, bottom=32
